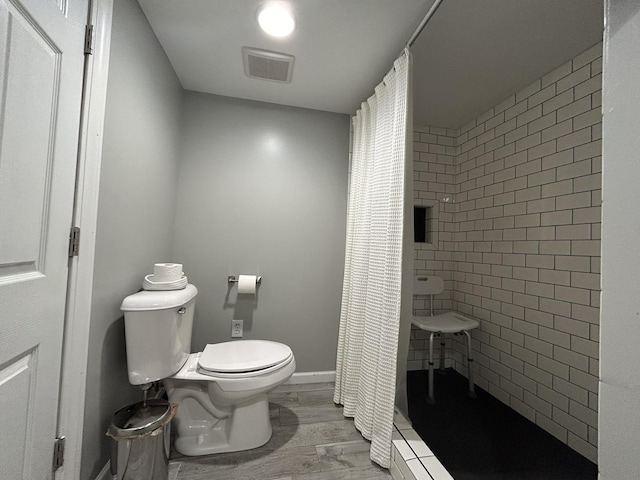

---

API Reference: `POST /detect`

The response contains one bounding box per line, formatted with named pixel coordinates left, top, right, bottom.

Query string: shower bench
left=412, top=276, right=480, bottom=404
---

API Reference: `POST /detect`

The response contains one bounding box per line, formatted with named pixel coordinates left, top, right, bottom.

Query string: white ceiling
left=137, top=0, right=603, bottom=129
left=413, top=0, right=604, bottom=127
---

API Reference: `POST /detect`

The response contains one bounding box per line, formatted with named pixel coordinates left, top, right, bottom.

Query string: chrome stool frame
left=411, top=276, right=480, bottom=404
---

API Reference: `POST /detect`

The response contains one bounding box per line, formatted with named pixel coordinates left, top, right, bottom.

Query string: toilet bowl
left=120, top=285, right=296, bottom=456
left=164, top=340, right=296, bottom=455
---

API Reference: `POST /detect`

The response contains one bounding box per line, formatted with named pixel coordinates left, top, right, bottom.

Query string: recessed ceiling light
left=257, top=4, right=295, bottom=38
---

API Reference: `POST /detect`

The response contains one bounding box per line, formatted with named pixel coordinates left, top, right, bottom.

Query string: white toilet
left=120, top=284, right=296, bottom=456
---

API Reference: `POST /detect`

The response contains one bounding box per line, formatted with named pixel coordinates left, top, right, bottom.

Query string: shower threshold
left=392, top=408, right=454, bottom=480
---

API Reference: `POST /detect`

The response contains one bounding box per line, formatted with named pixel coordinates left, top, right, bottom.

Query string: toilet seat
left=197, top=340, right=293, bottom=378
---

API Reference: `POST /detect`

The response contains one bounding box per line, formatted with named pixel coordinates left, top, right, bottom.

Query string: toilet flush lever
left=177, top=307, right=186, bottom=314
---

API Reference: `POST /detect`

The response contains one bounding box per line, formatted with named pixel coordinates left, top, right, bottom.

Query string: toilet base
left=165, top=351, right=296, bottom=456
left=173, top=393, right=273, bottom=456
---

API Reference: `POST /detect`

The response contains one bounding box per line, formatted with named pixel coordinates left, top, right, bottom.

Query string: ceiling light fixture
left=257, top=4, right=295, bottom=38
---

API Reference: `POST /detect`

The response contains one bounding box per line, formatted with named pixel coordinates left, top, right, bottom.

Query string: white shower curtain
left=334, top=49, right=412, bottom=468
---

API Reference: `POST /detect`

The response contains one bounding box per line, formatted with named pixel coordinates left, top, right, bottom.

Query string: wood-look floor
left=169, top=382, right=391, bottom=480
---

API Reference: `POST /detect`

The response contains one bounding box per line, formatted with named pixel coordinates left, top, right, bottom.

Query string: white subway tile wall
left=408, top=125, right=459, bottom=372
left=410, top=42, right=602, bottom=463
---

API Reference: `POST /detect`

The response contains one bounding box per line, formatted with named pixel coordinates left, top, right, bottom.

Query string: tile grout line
left=397, top=426, right=436, bottom=480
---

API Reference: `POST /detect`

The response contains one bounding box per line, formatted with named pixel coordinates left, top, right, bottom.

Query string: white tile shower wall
left=411, top=43, right=602, bottom=462
left=408, top=126, right=458, bottom=371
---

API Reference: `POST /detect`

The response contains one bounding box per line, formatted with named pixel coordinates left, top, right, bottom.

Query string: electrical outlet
left=231, top=320, right=243, bottom=338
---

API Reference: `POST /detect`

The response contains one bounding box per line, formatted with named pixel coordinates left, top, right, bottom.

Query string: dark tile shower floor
left=407, top=369, right=598, bottom=480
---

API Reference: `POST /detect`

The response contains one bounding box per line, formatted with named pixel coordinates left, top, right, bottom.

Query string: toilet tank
left=120, top=284, right=198, bottom=385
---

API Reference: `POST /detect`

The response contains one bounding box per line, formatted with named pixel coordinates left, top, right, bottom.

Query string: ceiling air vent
left=242, top=47, right=294, bottom=83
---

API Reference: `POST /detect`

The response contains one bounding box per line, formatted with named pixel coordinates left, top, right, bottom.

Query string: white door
left=0, top=0, right=88, bottom=478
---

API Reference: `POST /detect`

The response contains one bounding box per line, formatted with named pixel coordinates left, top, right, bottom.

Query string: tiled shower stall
left=409, top=42, right=602, bottom=463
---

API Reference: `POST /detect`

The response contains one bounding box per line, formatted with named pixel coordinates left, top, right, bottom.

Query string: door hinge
left=84, top=24, right=94, bottom=55
left=53, top=436, right=65, bottom=471
left=69, top=226, right=80, bottom=257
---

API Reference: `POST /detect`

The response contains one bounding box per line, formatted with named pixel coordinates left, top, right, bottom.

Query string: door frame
left=54, top=0, right=114, bottom=478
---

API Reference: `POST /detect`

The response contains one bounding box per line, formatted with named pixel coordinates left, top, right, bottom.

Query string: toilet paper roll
left=153, top=263, right=183, bottom=283
left=237, top=275, right=258, bottom=295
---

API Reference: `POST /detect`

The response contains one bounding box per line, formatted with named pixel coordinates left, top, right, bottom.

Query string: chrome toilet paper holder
left=228, top=275, right=262, bottom=285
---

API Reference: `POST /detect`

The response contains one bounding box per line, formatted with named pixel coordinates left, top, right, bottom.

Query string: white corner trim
left=56, top=1, right=114, bottom=479
left=285, top=370, right=336, bottom=384
left=94, top=462, right=111, bottom=480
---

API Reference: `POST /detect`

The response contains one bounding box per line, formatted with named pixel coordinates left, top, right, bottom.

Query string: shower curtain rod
left=406, top=0, right=444, bottom=48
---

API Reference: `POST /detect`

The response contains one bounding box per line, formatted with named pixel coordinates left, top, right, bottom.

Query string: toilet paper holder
left=228, top=275, right=262, bottom=286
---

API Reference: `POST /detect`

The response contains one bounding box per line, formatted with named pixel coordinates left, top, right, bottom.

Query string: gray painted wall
left=80, top=0, right=183, bottom=477
left=599, top=1, right=640, bottom=477
left=172, top=92, right=349, bottom=373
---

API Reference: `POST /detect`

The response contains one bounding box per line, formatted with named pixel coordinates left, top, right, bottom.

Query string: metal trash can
left=107, top=399, right=177, bottom=480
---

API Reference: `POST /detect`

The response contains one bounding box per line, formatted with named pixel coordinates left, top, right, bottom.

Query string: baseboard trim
left=285, top=370, right=336, bottom=384
left=95, top=461, right=110, bottom=480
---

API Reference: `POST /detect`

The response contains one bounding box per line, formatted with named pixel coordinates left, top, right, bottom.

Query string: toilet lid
left=198, top=340, right=292, bottom=374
